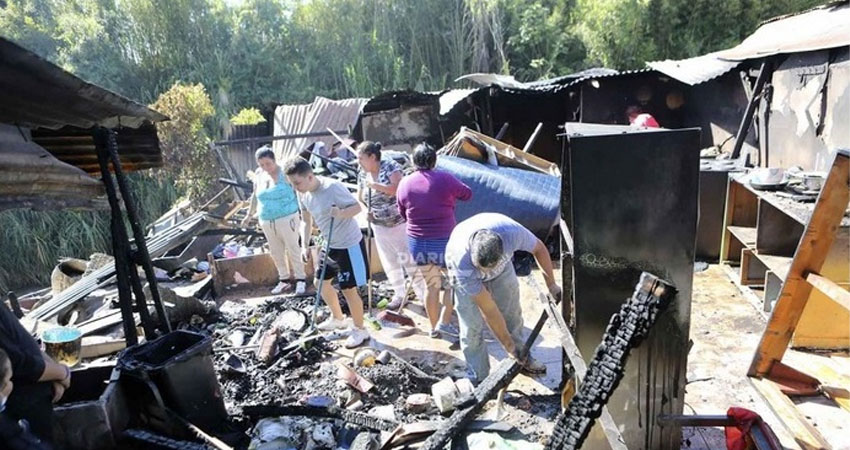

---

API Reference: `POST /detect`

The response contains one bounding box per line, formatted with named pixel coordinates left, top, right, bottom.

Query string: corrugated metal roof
left=455, top=73, right=526, bottom=89
left=272, top=96, right=366, bottom=160
left=0, top=37, right=167, bottom=130
left=714, top=1, right=850, bottom=61
left=647, top=51, right=741, bottom=85
left=439, top=88, right=481, bottom=115
left=0, top=37, right=165, bottom=175
left=0, top=124, right=106, bottom=211
left=525, top=68, right=620, bottom=88
left=455, top=67, right=621, bottom=92
left=361, top=90, right=440, bottom=113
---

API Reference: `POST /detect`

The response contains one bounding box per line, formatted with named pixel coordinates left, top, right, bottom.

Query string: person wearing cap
left=445, top=212, right=562, bottom=384
left=243, top=145, right=308, bottom=295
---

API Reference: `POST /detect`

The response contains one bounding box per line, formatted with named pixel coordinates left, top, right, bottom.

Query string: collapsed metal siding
left=766, top=49, right=850, bottom=171
left=271, top=97, right=366, bottom=160
left=220, top=124, right=270, bottom=181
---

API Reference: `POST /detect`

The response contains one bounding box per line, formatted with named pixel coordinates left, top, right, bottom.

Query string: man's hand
left=52, top=382, right=65, bottom=403
left=301, top=248, right=311, bottom=263
left=548, top=282, right=563, bottom=304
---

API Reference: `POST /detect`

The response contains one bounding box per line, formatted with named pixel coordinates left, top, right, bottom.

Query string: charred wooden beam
left=545, top=272, right=676, bottom=450
left=420, top=308, right=549, bottom=450
left=93, top=130, right=138, bottom=346
left=242, top=404, right=399, bottom=432
left=103, top=127, right=172, bottom=334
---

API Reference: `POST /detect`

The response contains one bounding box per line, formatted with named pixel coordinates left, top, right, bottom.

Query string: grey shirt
left=446, top=213, right=538, bottom=296
left=298, top=176, right=362, bottom=249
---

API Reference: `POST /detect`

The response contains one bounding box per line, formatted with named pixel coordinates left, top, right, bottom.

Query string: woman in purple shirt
left=397, top=143, right=472, bottom=338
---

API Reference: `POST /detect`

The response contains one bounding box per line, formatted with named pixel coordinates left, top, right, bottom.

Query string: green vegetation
left=152, top=82, right=220, bottom=202
left=0, top=174, right=179, bottom=292
left=230, top=108, right=267, bottom=126
left=0, top=0, right=824, bottom=291
left=0, top=0, right=823, bottom=117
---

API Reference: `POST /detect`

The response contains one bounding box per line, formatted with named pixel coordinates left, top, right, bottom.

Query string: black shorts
left=319, top=239, right=369, bottom=290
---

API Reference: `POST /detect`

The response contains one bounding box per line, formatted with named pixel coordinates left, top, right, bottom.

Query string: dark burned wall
left=681, top=71, right=757, bottom=156
left=486, top=89, right=575, bottom=165
left=579, top=73, right=688, bottom=128
left=767, top=48, right=850, bottom=172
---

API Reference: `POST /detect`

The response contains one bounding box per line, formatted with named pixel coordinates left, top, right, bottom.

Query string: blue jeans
left=453, top=264, right=525, bottom=383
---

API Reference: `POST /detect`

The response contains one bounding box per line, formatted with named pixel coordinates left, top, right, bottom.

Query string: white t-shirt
left=298, top=176, right=362, bottom=249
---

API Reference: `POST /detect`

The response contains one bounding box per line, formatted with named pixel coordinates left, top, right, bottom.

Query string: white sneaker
left=271, top=281, right=290, bottom=295
left=345, top=326, right=370, bottom=348
left=317, top=317, right=350, bottom=332
left=294, top=280, right=307, bottom=295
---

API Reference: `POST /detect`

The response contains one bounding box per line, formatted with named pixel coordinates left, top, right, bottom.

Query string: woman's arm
left=368, top=171, right=402, bottom=196
left=452, top=175, right=473, bottom=201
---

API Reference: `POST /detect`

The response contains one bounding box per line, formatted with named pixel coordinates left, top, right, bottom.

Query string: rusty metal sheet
left=272, top=96, right=366, bottom=160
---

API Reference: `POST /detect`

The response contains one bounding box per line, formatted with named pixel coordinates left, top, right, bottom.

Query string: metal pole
left=495, top=122, right=509, bottom=140
left=522, top=122, right=544, bottom=153
left=311, top=217, right=336, bottom=329
left=94, top=129, right=138, bottom=346
left=102, top=127, right=172, bottom=333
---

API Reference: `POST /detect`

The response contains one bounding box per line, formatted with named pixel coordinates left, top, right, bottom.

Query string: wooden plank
left=741, top=248, right=767, bottom=286
left=805, top=273, right=850, bottom=312
left=749, top=152, right=849, bottom=377
left=802, top=357, right=850, bottom=414
left=750, top=377, right=830, bottom=450
left=728, top=225, right=757, bottom=246
left=80, top=336, right=127, bottom=359
left=721, top=177, right=759, bottom=263
left=755, top=253, right=793, bottom=281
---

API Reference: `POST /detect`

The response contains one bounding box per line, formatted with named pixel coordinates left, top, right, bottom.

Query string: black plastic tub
left=118, top=330, right=226, bottom=431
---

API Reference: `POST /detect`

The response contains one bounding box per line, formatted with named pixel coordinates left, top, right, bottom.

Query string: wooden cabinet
left=721, top=174, right=850, bottom=349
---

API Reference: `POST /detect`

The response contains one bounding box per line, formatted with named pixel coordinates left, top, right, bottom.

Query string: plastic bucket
left=118, top=330, right=226, bottom=431
left=42, top=326, right=83, bottom=367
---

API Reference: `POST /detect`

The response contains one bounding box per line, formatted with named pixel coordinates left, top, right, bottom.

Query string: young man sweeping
left=284, top=156, right=371, bottom=348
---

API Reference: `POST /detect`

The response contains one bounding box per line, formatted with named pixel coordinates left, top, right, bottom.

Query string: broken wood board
left=80, top=336, right=127, bottom=359
left=209, top=252, right=278, bottom=294
left=440, top=127, right=560, bottom=176
left=750, top=377, right=830, bottom=450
